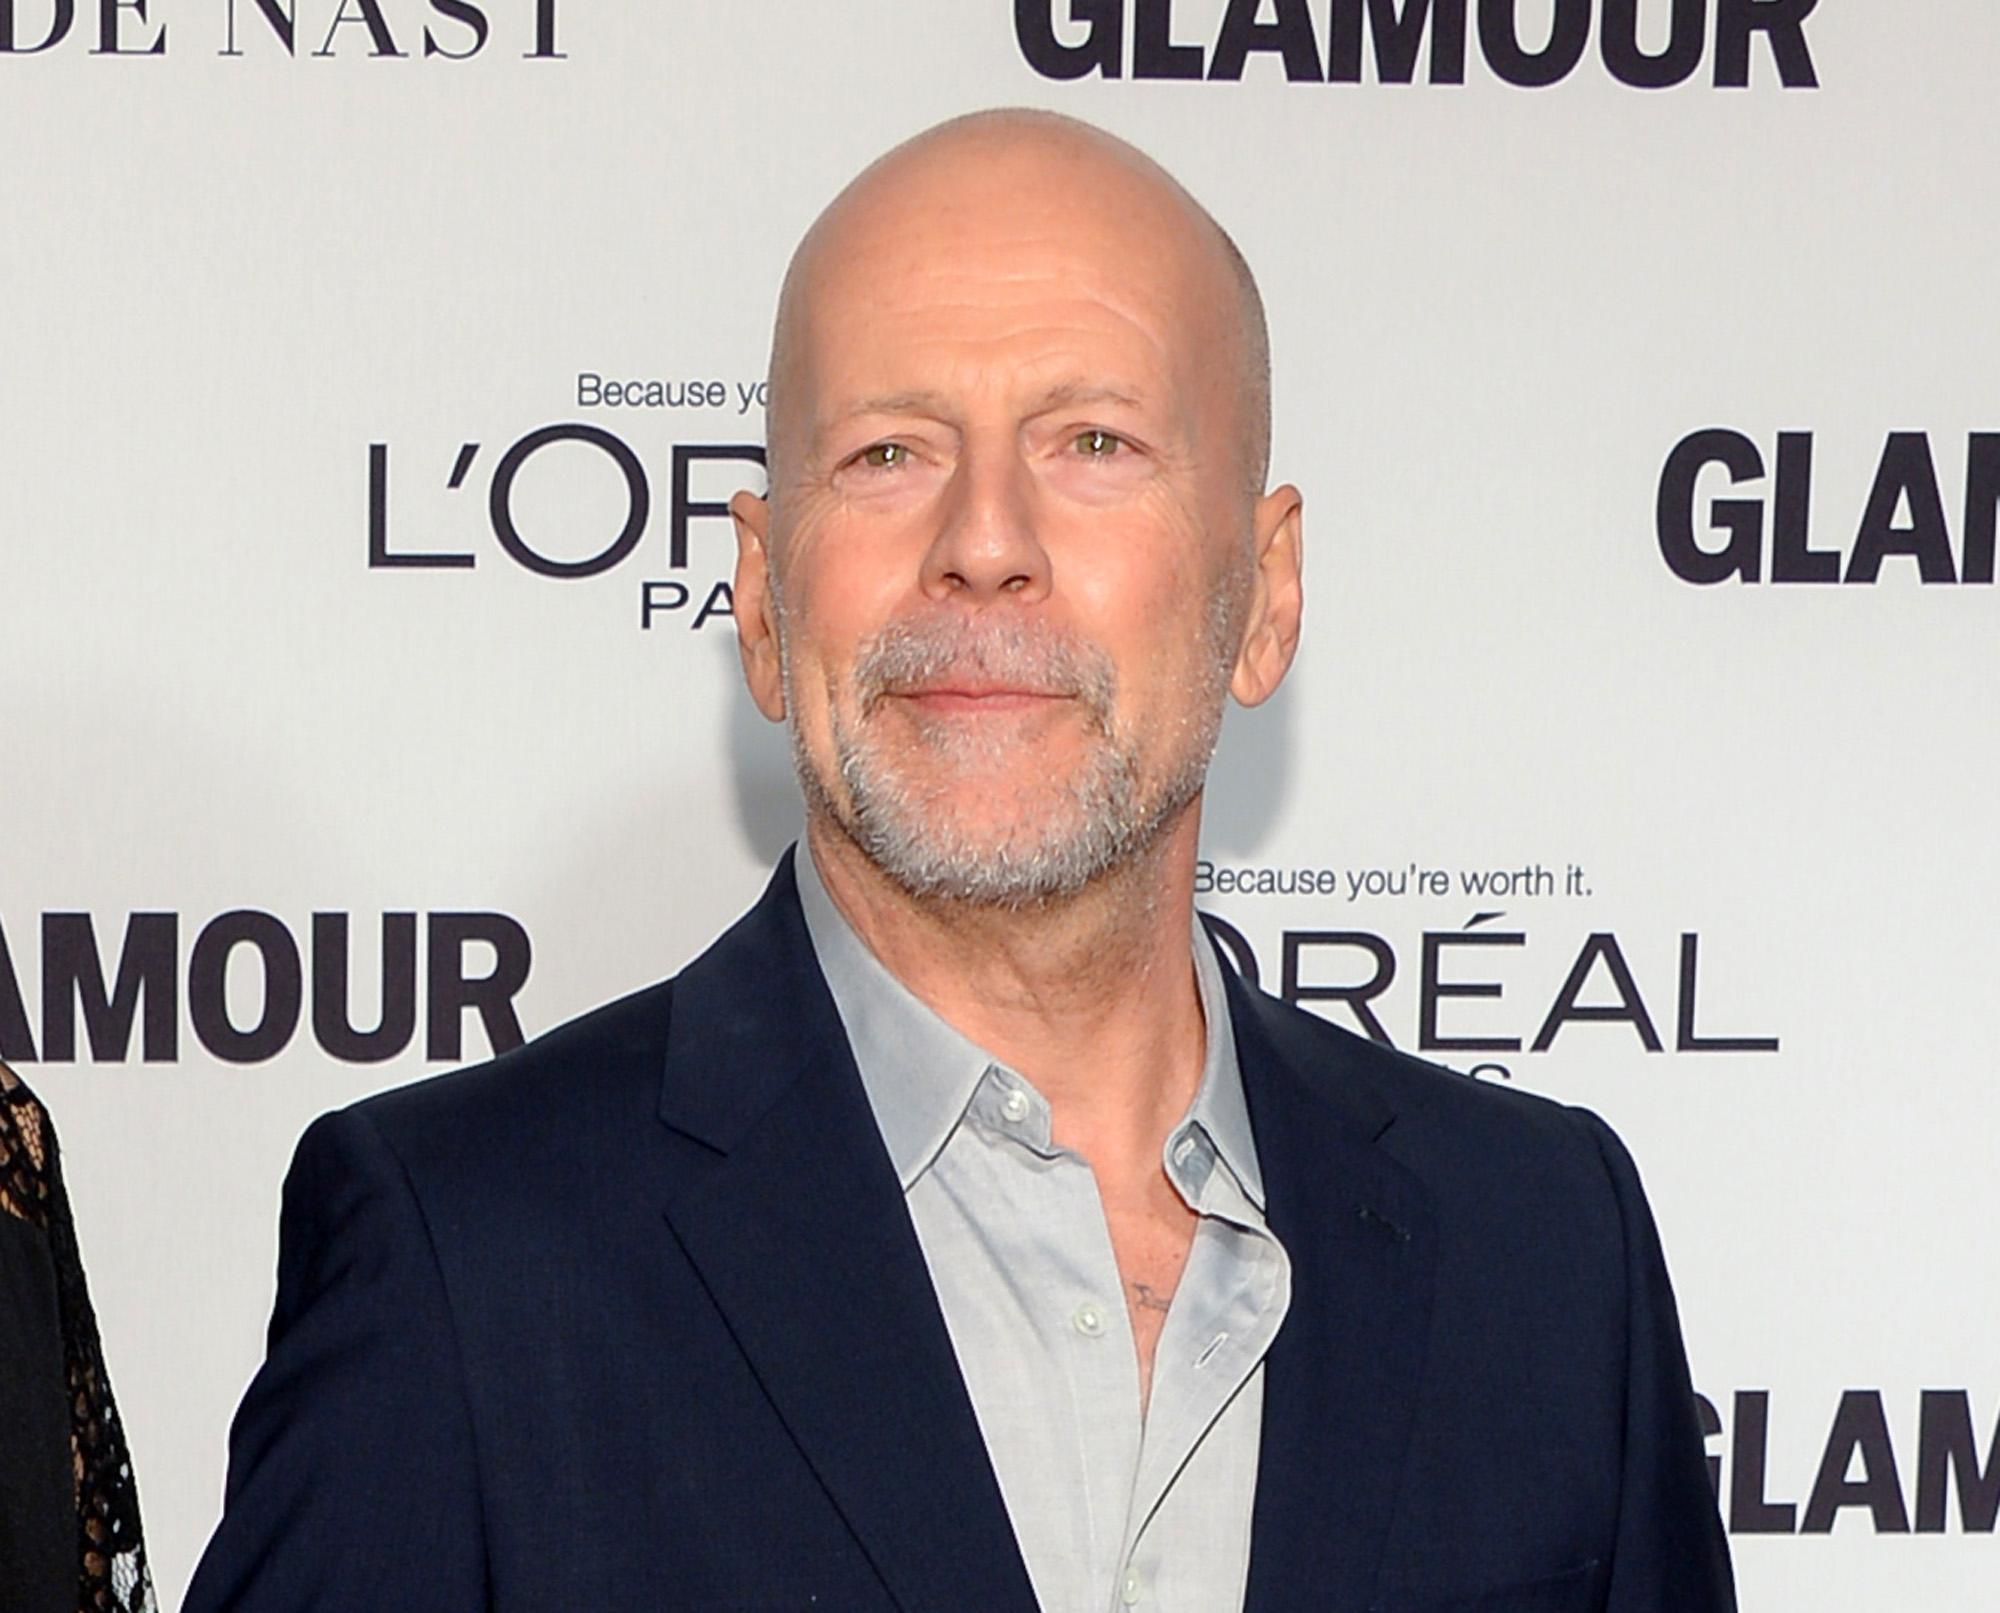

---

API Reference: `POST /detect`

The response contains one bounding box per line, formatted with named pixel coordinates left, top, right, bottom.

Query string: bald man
left=187, top=113, right=1734, bottom=1613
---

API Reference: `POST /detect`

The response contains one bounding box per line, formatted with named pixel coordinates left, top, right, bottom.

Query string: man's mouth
left=889, top=683, right=1072, bottom=715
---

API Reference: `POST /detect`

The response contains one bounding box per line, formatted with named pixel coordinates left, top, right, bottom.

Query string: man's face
left=734, top=134, right=1293, bottom=906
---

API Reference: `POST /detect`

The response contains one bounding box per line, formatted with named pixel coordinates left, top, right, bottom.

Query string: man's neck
left=804, top=812, right=1210, bottom=1175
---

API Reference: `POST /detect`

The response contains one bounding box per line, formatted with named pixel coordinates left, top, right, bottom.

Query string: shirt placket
left=1117, top=1149, right=1290, bottom=1611
left=968, top=1065, right=1145, bottom=1613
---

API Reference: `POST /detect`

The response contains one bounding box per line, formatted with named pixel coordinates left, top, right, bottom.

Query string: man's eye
left=858, top=442, right=909, bottom=469
left=1073, top=429, right=1124, bottom=458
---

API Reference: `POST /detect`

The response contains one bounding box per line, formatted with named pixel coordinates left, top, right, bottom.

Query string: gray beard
left=784, top=606, right=1233, bottom=909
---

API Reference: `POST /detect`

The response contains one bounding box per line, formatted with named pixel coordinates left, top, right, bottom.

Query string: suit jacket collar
left=1223, top=962, right=1440, bottom=1613
left=656, top=850, right=1039, bottom=1613
left=657, top=858, right=1437, bottom=1613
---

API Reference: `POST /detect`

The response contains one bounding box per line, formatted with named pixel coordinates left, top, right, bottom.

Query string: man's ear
left=1230, top=483, right=1304, bottom=708
left=730, top=490, right=788, bottom=722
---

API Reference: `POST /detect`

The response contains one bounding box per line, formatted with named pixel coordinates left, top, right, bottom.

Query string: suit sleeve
left=1571, top=1108, right=1736, bottom=1613
left=183, top=1107, right=488, bottom=1613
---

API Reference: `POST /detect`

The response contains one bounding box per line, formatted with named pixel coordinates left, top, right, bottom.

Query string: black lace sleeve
left=0, top=1066, right=156, bottom=1613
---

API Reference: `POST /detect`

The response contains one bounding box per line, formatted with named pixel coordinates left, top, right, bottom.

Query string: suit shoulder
left=340, top=977, right=678, bottom=1176
left=1238, top=984, right=1644, bottom=1311
left=1237, top=982, right=1610, bottom=1180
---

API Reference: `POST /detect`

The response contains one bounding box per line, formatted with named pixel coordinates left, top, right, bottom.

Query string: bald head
left=763, top=109, right=1271, bottom=504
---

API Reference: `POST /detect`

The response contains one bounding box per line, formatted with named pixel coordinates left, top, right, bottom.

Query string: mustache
left=851, top=614, right=1116, bottom=716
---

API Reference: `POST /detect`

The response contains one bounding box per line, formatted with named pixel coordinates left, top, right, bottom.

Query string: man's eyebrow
left=825, top=391, right=955, bottom=426
left=821, top=382, right=1149, bottom=431
left=1025, top=381, right=1146, bottom=413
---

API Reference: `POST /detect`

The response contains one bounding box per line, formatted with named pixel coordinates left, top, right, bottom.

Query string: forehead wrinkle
left=807, top=295, right=1185, bottom=409
left=835, top=237, right=1204, bottom=341
left=808, top=305, right=1171, bottom=407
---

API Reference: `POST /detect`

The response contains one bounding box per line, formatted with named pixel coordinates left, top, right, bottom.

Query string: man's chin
left=840, top=782, right=1157, bottom=907
left=864, top=836, right=1109, bottom=907
left=873, top=718, right=1100, bottom=783
left=870, top=772, right=1104, bottom=836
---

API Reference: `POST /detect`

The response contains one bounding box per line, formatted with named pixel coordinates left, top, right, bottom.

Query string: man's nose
left=919, top=444, right=1052, bottom=604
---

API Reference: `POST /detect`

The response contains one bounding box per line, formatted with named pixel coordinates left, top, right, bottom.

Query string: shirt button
left=1072, top=1302, right=1106, bottom=1338
left=1121, top=1568, right=1143, bottom=1605
left=1171, top=1134, right=1197, bottom=1166
left=999, top=1087, right=1031, bottom=1124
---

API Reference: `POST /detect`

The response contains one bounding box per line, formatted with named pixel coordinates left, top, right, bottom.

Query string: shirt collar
left=796, top=839, right=994, bottom=1188
left=1184, top=915, right=1264, bottom=1210
left=795, top=839, right=1265, bottom=1210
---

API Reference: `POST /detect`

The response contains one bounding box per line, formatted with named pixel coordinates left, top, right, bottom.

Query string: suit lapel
left=656, top=855, right=1038, bottom=1613
left=1228, top=972, right=1439, bottom=1613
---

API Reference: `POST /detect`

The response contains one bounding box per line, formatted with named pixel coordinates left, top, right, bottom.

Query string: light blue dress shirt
left=796, top=842, right=1294, bottom=1613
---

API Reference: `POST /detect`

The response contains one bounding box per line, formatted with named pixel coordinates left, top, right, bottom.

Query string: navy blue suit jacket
left=186, top=855, right=1734, bottom=1611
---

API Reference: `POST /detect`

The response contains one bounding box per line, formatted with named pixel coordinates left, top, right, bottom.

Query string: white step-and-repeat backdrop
left=4, top=2, right=1994, bottom=1606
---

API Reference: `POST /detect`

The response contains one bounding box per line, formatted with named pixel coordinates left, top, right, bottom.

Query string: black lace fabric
left=0, top=1065, right=156, bottom=1613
